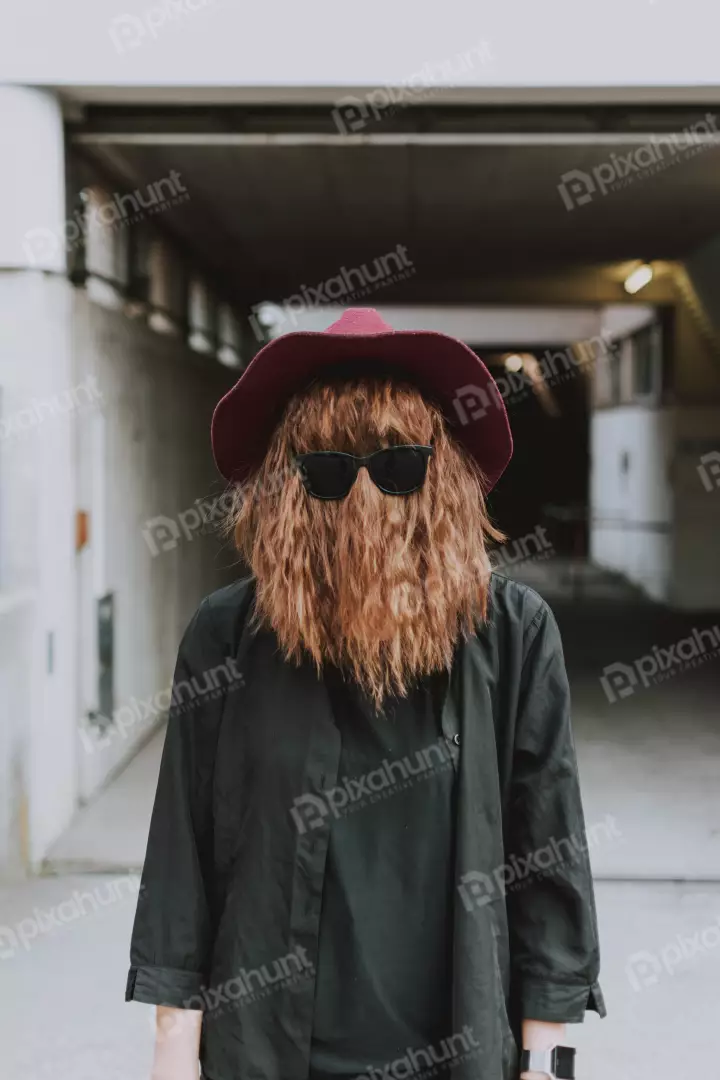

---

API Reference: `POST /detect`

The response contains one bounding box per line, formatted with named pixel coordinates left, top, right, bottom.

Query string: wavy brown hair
left=226, top=377, right=504, bottom=708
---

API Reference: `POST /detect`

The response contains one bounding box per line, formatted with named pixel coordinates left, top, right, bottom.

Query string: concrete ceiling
left=72, top=108, right=720, bottom=306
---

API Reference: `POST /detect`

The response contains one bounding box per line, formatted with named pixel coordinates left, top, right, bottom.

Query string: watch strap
left=519, top=1045, right=575, bottom=1078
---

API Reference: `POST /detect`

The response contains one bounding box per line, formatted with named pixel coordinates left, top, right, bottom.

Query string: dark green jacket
left=126, top=573, right=605, bottom=1080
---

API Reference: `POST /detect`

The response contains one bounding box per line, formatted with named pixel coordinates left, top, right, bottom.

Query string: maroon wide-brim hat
left=212, top=307, right=512, bottom=491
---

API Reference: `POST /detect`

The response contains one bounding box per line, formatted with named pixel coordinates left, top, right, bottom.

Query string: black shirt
left=126, top=573, right=605, bottom=1080
left=310, top=667, right=456, bottom=1079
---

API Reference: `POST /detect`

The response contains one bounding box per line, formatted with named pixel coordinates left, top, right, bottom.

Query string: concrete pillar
left=670, top=244, right=720, bottom=608
left=0, top=87, right=77, bottom=874
left=148, top=236, right=186, bottom=335
left=0, top=86, right=67, bottom=272
left=217, top=303, right=243, bottom=368
left=188, top=277, right=216, bottom=353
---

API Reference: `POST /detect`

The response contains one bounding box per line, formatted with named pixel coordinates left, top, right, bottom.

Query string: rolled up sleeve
left=125, top=599, right=224, bottom=1010
left=506, top=602, right=607, bottom=1023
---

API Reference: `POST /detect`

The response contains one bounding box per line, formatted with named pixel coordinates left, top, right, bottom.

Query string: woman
left=126, top=308, right=605, bottom=1080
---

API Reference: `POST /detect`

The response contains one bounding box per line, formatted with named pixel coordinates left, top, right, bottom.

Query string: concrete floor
left=2, top=873, right=718, bottom=1080
left=2, top=561, right=720, bottom=1079
left=45, top=728, right=164, bottom=875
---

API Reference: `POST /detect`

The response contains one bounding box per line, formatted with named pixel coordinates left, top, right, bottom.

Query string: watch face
left=555, top=1045, right=576, bottom=1078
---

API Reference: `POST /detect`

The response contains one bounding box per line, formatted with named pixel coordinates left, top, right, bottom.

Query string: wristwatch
left=519, top=1045, right=575, bottom=1078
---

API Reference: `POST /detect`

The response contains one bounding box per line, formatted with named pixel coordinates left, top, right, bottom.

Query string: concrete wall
left=0, top=598, right=33, bottom=873
left=684, top=233, right=720, bottom=350
left=671, top=407, right=720, bottom=610
left=0, top=272, right=77, bottom=873
left=589, top=283, right=720, bottom=608
left=668, top=257, right=720, bottom=608
left=673, top=293, right=720, bottom=404
left=71, top=290, right=234, bottom=804
left=1, top=1, right=719, bottom=94
left=589, top=406, right=674, bottom=602
left=0, top=269, right=234, bottom=874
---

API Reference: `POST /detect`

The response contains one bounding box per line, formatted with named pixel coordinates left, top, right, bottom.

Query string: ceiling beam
left=73, top=131, right=720, bottom=148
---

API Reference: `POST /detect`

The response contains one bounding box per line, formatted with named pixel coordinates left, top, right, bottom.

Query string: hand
left=519, top=1019, right=566, bottom=1079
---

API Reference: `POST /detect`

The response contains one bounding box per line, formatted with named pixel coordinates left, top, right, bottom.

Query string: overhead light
left=624, top=263, right=653, bottom=295
left=504, top=353, right=525, bottom=373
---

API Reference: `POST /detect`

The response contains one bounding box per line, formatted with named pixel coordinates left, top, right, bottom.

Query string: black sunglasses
left=295, top=444, right=434, bottom=500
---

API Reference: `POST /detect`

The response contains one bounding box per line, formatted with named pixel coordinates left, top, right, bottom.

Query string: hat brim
left=211, top=328, right=512, bottom=491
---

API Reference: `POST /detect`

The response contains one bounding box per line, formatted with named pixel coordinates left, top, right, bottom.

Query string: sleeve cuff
left=126, top=964, right=207, bottom=1009
left=518, top=977, right=607, bottom=1022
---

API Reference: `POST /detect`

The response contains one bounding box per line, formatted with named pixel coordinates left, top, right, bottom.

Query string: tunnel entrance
left=483, top=346, right=592, bottom=557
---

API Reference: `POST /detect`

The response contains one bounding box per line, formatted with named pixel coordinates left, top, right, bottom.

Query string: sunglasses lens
left=369, top=447, right=429, bottom=494
left=299, top=453, right=357, bottom=499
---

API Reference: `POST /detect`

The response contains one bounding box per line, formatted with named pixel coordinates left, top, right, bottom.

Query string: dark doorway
left=481, top=346, right=591, bottom=557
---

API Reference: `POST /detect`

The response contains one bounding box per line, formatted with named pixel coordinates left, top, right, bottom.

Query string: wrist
left=521, top=1018, right=566, bottom=1051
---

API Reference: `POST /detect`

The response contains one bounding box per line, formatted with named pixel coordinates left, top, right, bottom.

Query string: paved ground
left=2, top=873, right=718, bottom=1080
left=2, top=560, right=719, bottom=1079
left=45, top=730, right=163, bottom=874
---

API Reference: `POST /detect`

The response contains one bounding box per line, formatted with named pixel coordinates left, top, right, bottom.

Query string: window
left=593, top=318, right=664, bottom=408
left=632, top=322, right=663, bottom=400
